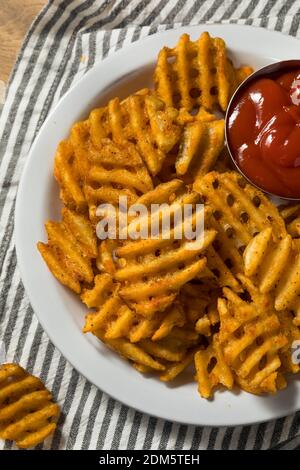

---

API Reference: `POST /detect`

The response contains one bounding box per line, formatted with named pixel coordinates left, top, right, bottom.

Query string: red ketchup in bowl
left=227, top=67, right=300, bottom=198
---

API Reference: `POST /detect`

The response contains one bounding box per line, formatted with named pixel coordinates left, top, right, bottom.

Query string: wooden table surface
left=0, top=1, right=46, bottom=84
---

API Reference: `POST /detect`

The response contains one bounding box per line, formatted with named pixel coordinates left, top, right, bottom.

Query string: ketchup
left=227, top=68, right=300, bottom=198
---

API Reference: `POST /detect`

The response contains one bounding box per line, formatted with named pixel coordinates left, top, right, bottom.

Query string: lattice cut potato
left=37, top=36, right=300, bottom=404
left=195, top=171, right=287, bottom=281
left=82, top=275, right=199, bottom=382
left=38, top=208, right=97, bottom=293
left=110, top=180, right=217, bottom=316
left=82, top=273, right=186, bottom=343
left=278, top=310, right=300, bottom=374
left=54, top=139, right=87, bottom=212
left=0, top=364, right=60, bottom=449
left=154, top=32, right=253, bottom=115
left=279, top=203, right=300, bottom=237
left=194, top=337, right=234, bottom=399
left=89, top=89, right=182, bottom=175
left=218, top=276, right=288, bottom=395
left=243, top=227, right=300, bottom=325
left=84, top=138, right=153, bottom=224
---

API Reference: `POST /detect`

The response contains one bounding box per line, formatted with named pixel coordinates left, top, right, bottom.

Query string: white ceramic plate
left=15, top=24, right=300, bottom=427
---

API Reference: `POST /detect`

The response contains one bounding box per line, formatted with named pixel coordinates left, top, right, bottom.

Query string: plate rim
left=15, top=23, right=300, bottom=427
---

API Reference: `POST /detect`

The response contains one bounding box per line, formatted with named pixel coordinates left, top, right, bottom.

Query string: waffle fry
left=157, top=118, right=225, bottom=185
left=54, top=139, right=86, bottom=212
left=243, top=228, right=300, bottom=324
left=84, top=139, right=153, bottom=224
left=279, top=203, right=300, bottom=237
left=82, top=274, right=186, bottom=342
left=206, top=245, right=242, bottom=292
left=95, top=326, right=199, bottom=381
left=179, top=282, right=219, bottom=336
left=129, top=93, right=182, bottom=175
left=89, top=90, right=182, bottom=176
left=81, top=272, right=113, bottom=308
left=154, top=32, right=253, bottom=115
left=38, top=208, right=97, bottom=293
left=0, top=364, right=60, bottom=449
left=70, top=120, right=91, bottom=182
left=194, top=337, right=234, bottom=399
left=218, top=277, right=288, bottom=395
left=112, top=180, right=216, bottom=316
left=39, top=31, right=300, bottom=402
left=176, top=120, right=225, bottom=181
left=213, top=147, right=234, bottom=173
left=195, top=171, right=287, bottom=279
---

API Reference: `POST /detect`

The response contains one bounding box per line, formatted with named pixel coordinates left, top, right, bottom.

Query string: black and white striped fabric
left=1, top=0, right=300, bottom=450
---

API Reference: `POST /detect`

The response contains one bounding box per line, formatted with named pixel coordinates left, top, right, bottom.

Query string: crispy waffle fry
left=0, top=364, right=60, bottom=449
left=38, top=208, right=97, bottom=293
left=175, top=120, right=225, bottom=181
left=70, top=119, right=91, bottom=182
left=84, top=139, right=153, bottom=224
left=154, top=32, right=253, bottom=115
left=95, top=326, right=200, bottom=381
left=82, top=274, right=186, bottom=342
left=54, top=139, right=86, bottom=212
left=179, top=282, right=219, bottom=336
left=279, top=203, right=300, bottom=237
left=195, top=171, right=287, bottom=280
left=89, top=90, right=182, bottom=175
left=218, top=277, right=288, bottom=395
left=177, top=106, right=216, bottom=126
left=81, top=272, right=113, bottom=308
left=112, top=180, right=216, bottom=316
left=194, top=337, right=234, bottom=399
left=243, top=228, right=300, bottom=324
left=243, top=228, right=292, bottom=290
left=39, top=32, right=300, bottom=402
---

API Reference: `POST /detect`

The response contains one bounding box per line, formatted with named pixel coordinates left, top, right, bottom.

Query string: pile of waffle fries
left=38, top=32, right=300, bottom=399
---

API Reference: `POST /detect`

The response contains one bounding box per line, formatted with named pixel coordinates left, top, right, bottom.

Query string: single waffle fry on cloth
left=195, top=171, right=287, bottom=282
left=154, top=31, right=253, bottom=115
left=175, top=119, right=225, bottom=180
left=218, top=276, right=288, bottom=395
left=110, top=180, right=216, bottom=316
left=0, top=364, right=60, bottom=449
left=89, top=89, right=182, bottom=176
left=243, top=227, right=300, bottom=325
left=37, top=208, right=97, bottom=293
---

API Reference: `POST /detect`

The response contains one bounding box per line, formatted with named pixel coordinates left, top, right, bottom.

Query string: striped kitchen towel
left=1, top=0, right=300, bottom=450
